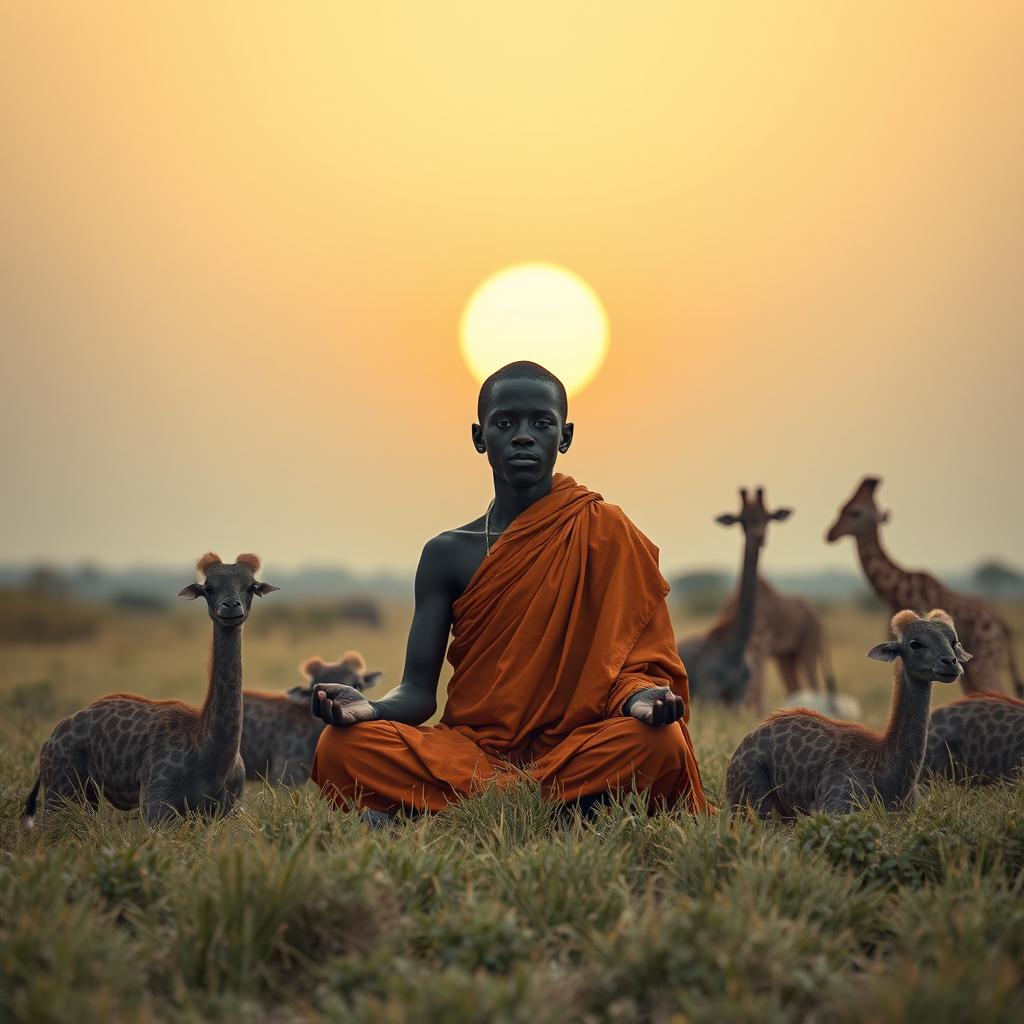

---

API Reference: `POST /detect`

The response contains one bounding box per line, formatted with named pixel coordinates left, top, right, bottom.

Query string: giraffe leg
left=777, top=654, right=801, bottom=696
left=798, top=638, right=822, bottom=692
left=726, top=752, right=783, bottom=820
left=41, top=748, right=92, bottom=818
left=816, top=779, right=856, bottom=816
left=745, top=658, right=767, bottom=715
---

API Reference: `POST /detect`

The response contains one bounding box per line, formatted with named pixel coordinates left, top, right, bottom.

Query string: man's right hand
left=311, top=684, right=378, bottom=726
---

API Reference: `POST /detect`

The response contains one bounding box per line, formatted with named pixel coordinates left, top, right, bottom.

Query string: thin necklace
left=484, top=500, right=495, bottom=556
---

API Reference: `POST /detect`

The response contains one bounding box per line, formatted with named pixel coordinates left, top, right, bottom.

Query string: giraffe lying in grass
left=241, top=651, right=381, bottom=785
left=21, top=553, right=277, bottom=827
left=726, top=609, right=971, bottom=818
left=923, top=693, right=1024, bottom=783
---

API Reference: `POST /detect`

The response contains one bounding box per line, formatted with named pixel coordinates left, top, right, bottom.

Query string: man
left=310, top=361, right=710, bottom=817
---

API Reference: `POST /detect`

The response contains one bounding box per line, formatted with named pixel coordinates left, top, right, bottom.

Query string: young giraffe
left=827, top=476, right=1021, bottom=697
left=241, top=651, right=382, bottom=786
left=21, top=553, right=278, bottom=827
left=718, top=576, right=836, bottom=714
left=923, top=693, right=1024, bottom=783
left=726, top=609, right=971, bottom=818
left=678, top=487, right=792, bottom=705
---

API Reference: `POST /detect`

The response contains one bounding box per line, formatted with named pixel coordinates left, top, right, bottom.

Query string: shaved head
left=477, top=361, right=568, bottom=423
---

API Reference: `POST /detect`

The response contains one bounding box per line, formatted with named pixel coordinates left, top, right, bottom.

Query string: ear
left=178, top=583, right=205, bottom=600
left=879, top=510, right=890, bottom=524
left=770, top=508, right=793, bottom=522
left=361, top=670, right=383, bottom=689
left=716, top=514, right=740, bottom=527
left=868, top=641, right=901, bottom=662
left=954, top=643, right=973, bottom=664
left=559, top=422, right=574, bottom=453
left=253, top=582, right=279, bottom=597
left=286, top=685, right=312, bottom=704
left=471, top=423, right=485, bottom=453
left=301, top=657, right=325, bottom=678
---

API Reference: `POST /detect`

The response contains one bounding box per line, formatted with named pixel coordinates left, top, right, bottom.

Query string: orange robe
left=312, top=474, right=711, bottom=814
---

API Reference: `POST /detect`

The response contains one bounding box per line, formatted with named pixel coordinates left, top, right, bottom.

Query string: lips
left=507, top=453, right=539, bottom=464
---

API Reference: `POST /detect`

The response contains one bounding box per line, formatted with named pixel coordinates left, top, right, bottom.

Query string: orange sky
left=2, top=3, right=1022, bottom=576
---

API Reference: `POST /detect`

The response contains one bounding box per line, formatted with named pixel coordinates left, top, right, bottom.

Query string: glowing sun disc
left=460, top=264, right=609, bottom=398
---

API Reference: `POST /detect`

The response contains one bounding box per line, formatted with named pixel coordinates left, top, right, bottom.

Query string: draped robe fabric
left=312, top=474, right=711, bottom=814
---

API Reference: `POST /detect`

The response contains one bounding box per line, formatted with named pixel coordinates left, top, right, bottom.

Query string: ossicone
left=889, top=609, right=921, bottom=638
left=196, top=552, right=222, bottom=575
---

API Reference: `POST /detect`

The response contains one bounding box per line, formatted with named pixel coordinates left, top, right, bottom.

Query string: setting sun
left=459, top=264, right=610, bottom=398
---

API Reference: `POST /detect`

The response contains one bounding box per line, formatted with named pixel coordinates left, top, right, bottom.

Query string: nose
left=219, top=598, right=243, bottom=613
left=938, top=655, right=957, bottom=671
left=511, top=433, right=534, bottom=447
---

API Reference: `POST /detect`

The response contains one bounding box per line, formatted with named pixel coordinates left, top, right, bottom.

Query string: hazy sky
left=2, top=3, right=1022, bottom=577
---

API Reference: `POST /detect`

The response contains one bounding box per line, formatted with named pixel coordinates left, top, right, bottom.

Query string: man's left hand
left=626, top=686, right=685, bottom=726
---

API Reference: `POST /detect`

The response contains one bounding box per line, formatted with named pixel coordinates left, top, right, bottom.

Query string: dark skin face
left=313, top=375, right=685, bottom=731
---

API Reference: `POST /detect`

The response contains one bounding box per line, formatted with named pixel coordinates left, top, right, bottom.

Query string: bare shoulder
left=421, top=518, right=484, bottom=563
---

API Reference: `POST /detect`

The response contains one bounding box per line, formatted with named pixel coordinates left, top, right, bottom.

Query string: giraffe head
left=286, top=651, right=383, bottom=703
left=178, top=552, right=279, bottom=628
left=715, top=486, right=792, bottom=548
left=826, top=476, right=891, bottom=542
left=868, top=608, right=973, bottom=684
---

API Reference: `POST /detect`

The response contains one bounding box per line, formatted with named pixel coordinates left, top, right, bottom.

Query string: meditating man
left=310, top=360, right=711, bottom=817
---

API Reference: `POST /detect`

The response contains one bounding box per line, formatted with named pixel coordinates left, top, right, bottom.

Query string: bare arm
left=313, top=536, right=454, bottom=727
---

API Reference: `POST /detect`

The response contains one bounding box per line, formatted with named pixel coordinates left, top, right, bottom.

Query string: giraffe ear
left=879, top=510, right=891, bottom=524
left=360, top=670, right=383, bottom=690
left=178, top=583, right=205, bottom=600
left=716, top=514, right=740, bottom=527
left=770, top=508, right=793, bottom=522
left=253, top=582, right=279, bottom=597
left=868, top=641, right=901, bottom=662
left=954, top=643, right=973, bottom=664
left=301, top=657, right=325, bottom=678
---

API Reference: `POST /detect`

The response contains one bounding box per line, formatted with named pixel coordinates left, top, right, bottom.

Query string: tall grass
left=1, top=599, right=1023, bottom=1021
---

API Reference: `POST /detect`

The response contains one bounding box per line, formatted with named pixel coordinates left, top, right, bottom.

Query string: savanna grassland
left=2, top=592, right=1023, bottom=1023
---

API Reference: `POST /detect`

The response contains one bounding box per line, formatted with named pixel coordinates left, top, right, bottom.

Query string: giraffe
left=726, top=609, right=971, bottom=818
left=241, top=651, right=381, bottom=785
left=678, top=487, right=792, bottom=705
left=21, top=553, right=278, bottom=828
left=826, top=476, right=1021, bottom=697
left=718, top=576, right=837, bottom=714
left=922, top=693, right=1024, bottom=783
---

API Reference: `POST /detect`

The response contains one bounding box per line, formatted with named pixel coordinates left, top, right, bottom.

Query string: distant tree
left=974, top=560, right=1024, bottom=598
left=670, top=572, right=730, bottom=618
left=24, top=564, right=68, bottom=596
left=111, top=592, right=169, bottom=612
left=337, top=597, right=384, bottom=629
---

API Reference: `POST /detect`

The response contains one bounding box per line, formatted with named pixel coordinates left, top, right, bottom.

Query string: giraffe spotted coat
left=924, top=694, right=1024, bottom=783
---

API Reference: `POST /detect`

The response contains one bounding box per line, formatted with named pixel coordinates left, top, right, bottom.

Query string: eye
left=908, top=640, right=923, bottom=650
left=535, top=419, right=553, bottom=428
left=496, top=419, right=512, bottom=429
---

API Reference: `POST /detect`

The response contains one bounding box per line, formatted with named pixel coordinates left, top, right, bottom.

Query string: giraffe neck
left=855, top=526, right=907, bottom=606
left=727, top=536, right=761, bottom=658
left=197, top=623, right=244, bottom=773
left=878, top=663, right=932, bottom=794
